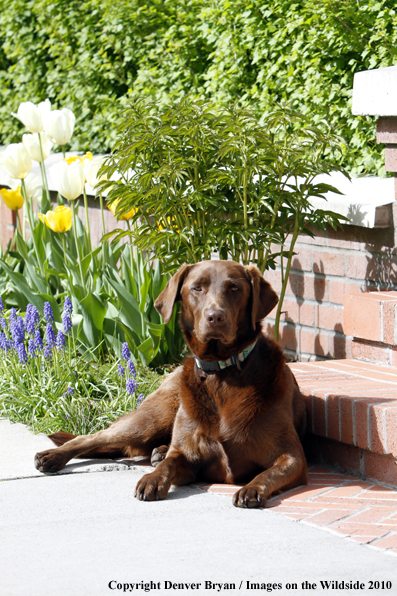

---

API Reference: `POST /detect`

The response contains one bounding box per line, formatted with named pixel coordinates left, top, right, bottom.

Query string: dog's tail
left=48, top=431, right=127, bottom=459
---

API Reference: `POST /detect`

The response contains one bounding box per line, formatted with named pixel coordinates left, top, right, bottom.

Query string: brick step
left=288, top=359, right=397, bottom=487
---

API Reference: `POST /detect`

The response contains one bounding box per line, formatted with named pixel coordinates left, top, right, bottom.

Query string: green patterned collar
left=194, top=341, right=257, bottom=373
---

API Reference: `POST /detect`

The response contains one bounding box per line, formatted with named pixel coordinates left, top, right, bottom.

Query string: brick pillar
left=376, top=117, right=397, bottom=198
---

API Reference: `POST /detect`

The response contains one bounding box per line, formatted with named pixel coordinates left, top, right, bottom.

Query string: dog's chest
left=203, top=374, right=255, bottom=441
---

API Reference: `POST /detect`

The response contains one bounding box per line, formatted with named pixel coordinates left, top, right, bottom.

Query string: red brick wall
left=264, top=221, right=397, bottom=363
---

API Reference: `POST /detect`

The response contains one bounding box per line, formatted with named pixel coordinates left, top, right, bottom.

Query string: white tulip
left=44, top=108, right=76, bottom=145
left=22, top=131, right=53, bottom=162
left=85, top=156, right=107, bottom=189
left=23, top=172, right=43, bottom=205
left=54, top=159, right=85, bottom=201
left=12, top=99, right=51, bottom=134
left=0, top=143, right=32, bottom=179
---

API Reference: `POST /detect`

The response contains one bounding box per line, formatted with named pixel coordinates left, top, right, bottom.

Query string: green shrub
left=0, top=0, right=396, bottom=174
left=101, top=97, right=347, bottom=340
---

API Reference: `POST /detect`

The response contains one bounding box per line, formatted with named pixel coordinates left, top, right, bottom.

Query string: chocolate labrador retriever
left=34, top=260, right=307, bottom=508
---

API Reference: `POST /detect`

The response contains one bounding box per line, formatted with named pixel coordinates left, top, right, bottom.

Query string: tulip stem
left=21, top=178, right=46, bottom=280
left=71, top=200, right=86, bottom=292
left=37, top=133, right=51, bottom=204
left=83, top=187, right=92, bottom=254
left=99, top=193, right=106, bottom=237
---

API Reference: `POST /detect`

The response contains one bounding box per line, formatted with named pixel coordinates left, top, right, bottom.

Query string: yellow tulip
left=64, top=151, right=93, bottom=166
left=108, top=199, right=136, bottom=221
left=38, top=205, right=72, bottom=232
left=64, top=155, right=80, bottom=165
left=0, top=187, right=24, bottom=211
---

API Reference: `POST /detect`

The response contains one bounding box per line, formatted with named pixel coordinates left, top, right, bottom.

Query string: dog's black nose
left=206, top=309, right=226, bottom=325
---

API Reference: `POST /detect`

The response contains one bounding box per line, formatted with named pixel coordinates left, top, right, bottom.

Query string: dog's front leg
left=134, top=450, right=196, bottom=501
left=233, top=447, right=307, bottom=509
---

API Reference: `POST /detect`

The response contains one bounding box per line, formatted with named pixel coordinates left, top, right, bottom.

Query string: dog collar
left=194, top=341, right=257, bottom=373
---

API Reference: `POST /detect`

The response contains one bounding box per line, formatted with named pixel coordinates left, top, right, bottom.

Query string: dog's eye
left=230, top=285, right=239, bottom=292
left=193, top=286, right=202, bottom=292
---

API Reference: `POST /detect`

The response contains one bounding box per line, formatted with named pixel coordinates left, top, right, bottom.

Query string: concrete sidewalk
left=1, top=418, right=397, bottom=596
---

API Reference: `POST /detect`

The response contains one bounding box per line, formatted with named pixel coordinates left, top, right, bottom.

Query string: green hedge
left=1, top=0, right=396, bottom=174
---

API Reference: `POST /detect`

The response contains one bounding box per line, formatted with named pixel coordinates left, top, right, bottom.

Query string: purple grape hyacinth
left=63, top=385, right=74, bottom=397
left=64, top=297, right=73, bottom=316
left=34, top=329, right=43, bottom=352
left=126, top=378, right=137, bottom=395
left=45, top=322, right=56, bottom=348
left=0, top=331, right=11, bottom=351
left=10, top=316, right=25, bottom=348
left=25, top=304, right=40, bottom=336
left=56, top=330, right=66, bottom=351
left=62, top=313, right=72, bottom=334
left=121, top=342, right=131, bottom=360
left=17, top=343, right=28, bottom=364
left=136, top=393, right=144, bottom=407
left=118, top=364, right=125, bottom=377
left=43, top=301, right=54, bottom=323
left=28, top=338, right=36, bottom=358
left=127, top=359, right=136, bottom=378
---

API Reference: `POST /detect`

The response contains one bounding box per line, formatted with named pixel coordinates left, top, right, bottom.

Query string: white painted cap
left=352, top=65, right=397, bottom=116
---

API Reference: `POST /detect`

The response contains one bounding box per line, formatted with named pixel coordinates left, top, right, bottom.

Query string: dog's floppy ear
left=154, top=263, right=193, bottom=324
left=246, top=265, right=279, bottom=329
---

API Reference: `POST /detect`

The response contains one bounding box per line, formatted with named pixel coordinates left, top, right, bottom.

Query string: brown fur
left=34, top=260, right=307, bottom=508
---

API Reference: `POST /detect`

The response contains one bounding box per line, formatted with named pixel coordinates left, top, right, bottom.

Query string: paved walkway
left=1, top=418, right=397, bottom=596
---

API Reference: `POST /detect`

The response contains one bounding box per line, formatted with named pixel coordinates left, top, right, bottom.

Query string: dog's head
left=154, top=260, right=278, bottom=357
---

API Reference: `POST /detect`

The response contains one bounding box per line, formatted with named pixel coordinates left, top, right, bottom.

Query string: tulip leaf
left=80, top=292, right=107, bottom=331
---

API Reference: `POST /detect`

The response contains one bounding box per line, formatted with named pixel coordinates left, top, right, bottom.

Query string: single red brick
left=332, top=335, right=352, bottom=360
left=371, top=533, right=397, bottom=549
left=278, top=325, right=298, bottom=351
left=305, top=509, right=352, bottom=526
left=383, top=301, right=397, bottom=345
left=369, top=403, right=386, bottom=455
left=291, top=247, right=312, bottom=272
left=326, top=394, right=341, bottom=441
left=343, top=293, right=384, bottom=342
left=354, top=400, right=369, bottom=450
left=348, top=506, right=397, bottom=524
left=313, top=250, right=345, bottom=277
left=346, top=254, right=378, bottom=281
left=332, top=523, right=390, bottom=538
left=300, top=330, right=329, bottom=357
left=264, top=270, right=282, bottom=295
left=340, top=395, right=355, bottom=445
left=351, top=341, right=391, bottom=366
left=385, top=407, right=397, bottom=457
left=279, top=298, right=315, bottom=327
left=321, top=481, right=373, bottom=498
left=278, top=485, right=332, bottom=501
left=313, top=495, right=396, bottom=507
left=363, top=451, right=397, bottom=488
left=317, top=304, right=344, bottom=332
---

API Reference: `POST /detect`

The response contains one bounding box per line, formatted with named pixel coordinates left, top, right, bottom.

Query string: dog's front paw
left=134, top=472, right=171, bottom=501
left=34, top=449, right=67, bottom=473
left=232, top=486, right=267, bottom=509
left=151, top=445, right=168, bottom=468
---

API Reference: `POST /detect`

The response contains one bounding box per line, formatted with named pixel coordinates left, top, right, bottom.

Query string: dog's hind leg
left=34, top=367, right=182, bottom=473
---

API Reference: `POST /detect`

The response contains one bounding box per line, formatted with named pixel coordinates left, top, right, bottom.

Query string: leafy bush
left=1, top=0, right=396, bottom=173
left=102, top=98, right=347, bottom=339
